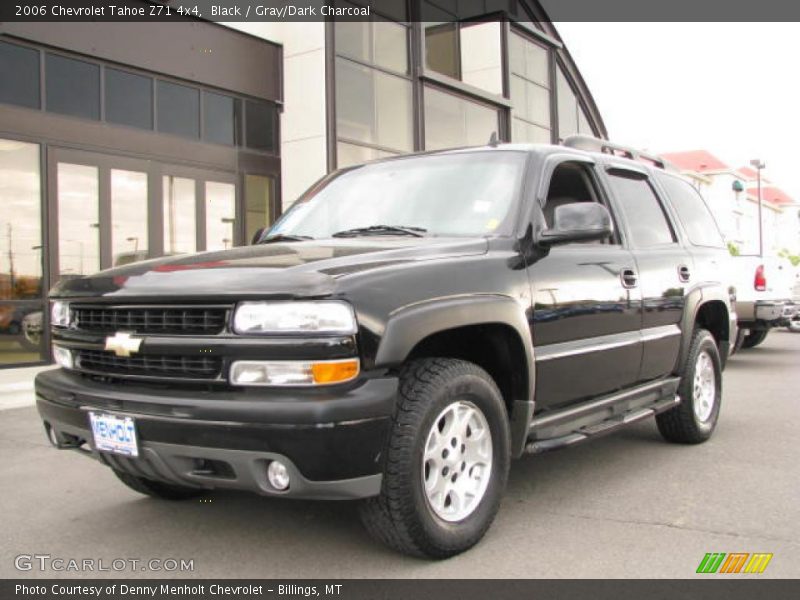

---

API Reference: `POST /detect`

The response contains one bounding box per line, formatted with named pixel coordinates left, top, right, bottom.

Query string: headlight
left=51, top=301, right=71, bottom=328
left=233, top=301, right=357, bottom=335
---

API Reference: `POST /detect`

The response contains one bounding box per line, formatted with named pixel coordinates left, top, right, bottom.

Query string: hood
left=51, top=237, right=488, bottom=300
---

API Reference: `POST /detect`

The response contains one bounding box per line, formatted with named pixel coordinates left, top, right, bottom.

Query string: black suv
left=36, top=136, right=735, bottom=558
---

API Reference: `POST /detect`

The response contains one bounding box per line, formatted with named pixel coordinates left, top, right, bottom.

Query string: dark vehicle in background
left=36, top=136, right=735, bottom=558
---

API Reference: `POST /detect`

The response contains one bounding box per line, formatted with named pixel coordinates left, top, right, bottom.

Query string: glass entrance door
left=48, top=149, right=245, bottom=283
left=56, top=162, right=100, bottom=279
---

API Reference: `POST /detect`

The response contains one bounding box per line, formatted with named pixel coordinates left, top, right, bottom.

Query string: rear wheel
left=113, top=470, right=204, bottom=500
left=359, top=358, right=510, bottom=559
left=657, top=328, right=721, bottom=444
left=741, top=329, right=768, bottom=349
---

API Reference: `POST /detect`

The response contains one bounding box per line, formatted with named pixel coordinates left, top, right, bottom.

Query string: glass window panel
left=424, top=22, right=459, bottom=79
left=578, top=106, right=593, bottom=135
left=245, top=175, right=273, bottom=244
left=46, top=54, right=99, bottom=120
left=156, top=80, right=199, bottom=138
left=57, top=163, right=99, bottom=278
left=524, top=39, right=549, bottom=85
left=0, top=41, right=40, bottom=109
left=424, top=87, right=499, bottom=151
left=336, top=16, right=408, bottom=74
left=512, top=118, right=550, bottom=144
left=105, top=68, right=153, bottom=130
left=336, top=142, right=396, bottom=169
left=657, top=173, right=725, bottom=248
left=0, top=140, right=42, bottom=299
left=556, top=67, right=578, bottom=139
left=245, top=100, right=276, bottom=152
left=607, top=173, right=675, bottom=248
left=111, top=170, right=148, bottom=267
left=204, top=91, right=239, bottom=145
left=163, top=176, right=196, bottom=255
left=205, top=182, right=236, bottom=251
left=335, top=58, right=413, bottom=152
left=460, top=21, right=503, bottom=95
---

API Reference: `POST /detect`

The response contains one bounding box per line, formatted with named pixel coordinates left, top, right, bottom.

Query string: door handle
left=621, top=267, right=638, bottom=288
left=678, top=265, right=691, bottom=283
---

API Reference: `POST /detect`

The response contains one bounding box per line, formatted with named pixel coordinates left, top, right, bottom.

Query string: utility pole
left=750, top=159, right=766, bottom=257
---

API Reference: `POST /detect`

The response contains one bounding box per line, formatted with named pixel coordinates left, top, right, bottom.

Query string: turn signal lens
left=230, top=359, right=359, bottom=387
left=311, top=359, right=360, bottom=384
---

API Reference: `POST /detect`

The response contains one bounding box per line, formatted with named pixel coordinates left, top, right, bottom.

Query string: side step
left=524, top=378, right=680, bottom=455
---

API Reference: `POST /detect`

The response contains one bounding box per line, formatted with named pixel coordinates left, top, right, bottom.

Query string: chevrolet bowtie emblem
left=105, top=332, right=143, bottom=357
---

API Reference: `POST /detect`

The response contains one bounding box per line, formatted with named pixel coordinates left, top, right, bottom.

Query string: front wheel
left=359, top=358, right=510, bottom=559
left=656, top=328, right=722, bottom=444
left=787, top=318, right=800, bottom=333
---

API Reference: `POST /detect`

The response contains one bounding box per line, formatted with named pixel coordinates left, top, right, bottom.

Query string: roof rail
left=562, top=134, right=676, bottom=172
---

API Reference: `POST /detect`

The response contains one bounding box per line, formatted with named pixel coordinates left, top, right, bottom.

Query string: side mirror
left=539, top=203, right=613, bottom=246
left=250, top=227, right=266, bottom=245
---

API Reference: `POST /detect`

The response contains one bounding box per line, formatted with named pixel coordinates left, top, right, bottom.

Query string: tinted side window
left=46, top=53, right=100, bottom=119
left=0, top=41, right=40, bottom=109
left=657, top=173, right=725, bottom=248
left=157, top=80, right=199, bottom=138
left=105, top=68, right=153, bottom=129
left=607, top=171, right=675, bottom=247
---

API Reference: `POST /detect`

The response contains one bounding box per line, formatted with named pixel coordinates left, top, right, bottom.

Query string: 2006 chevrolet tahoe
left=36, top=136, right=736, bottom=558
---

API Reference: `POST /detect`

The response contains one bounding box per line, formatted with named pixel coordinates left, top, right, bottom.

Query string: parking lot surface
left=2, top=332, right=798, bottom=578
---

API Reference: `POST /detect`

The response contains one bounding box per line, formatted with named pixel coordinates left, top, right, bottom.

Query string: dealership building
left=0, top=0, right=606, bottom=368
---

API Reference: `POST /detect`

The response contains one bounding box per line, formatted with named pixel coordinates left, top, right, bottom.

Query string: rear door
left=600, top=164, right=690, bottom=382
left=653, top=170, right=731, bottom=300
left=529, top=157, right=642, bottom=411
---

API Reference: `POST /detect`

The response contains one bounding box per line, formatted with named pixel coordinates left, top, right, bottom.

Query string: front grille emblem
left=104, top=332, right=143, bottom=357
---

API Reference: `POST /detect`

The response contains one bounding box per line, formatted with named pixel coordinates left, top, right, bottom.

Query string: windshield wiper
left=332, top=225, right=427, bottom=238
left=258, top=234, right=314, bottom=244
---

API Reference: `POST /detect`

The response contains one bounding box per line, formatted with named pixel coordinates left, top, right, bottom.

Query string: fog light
left=52, top=345, right=73, bottom=370
left=267, top=460, right=290, bottom=491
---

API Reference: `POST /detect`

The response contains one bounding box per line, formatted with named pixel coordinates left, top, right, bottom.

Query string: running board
left=524, top=378, right=680, bottom=455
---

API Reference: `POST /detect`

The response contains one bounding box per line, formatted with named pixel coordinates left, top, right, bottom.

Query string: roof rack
left=562, top=134, right=676, bottom=171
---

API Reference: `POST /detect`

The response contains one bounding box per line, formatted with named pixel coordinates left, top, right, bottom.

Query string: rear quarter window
left=657, top=173, right=726, bottom=248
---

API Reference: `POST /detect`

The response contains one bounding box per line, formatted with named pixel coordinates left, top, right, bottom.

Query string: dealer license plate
left=89, top=412, right=139, bottom=457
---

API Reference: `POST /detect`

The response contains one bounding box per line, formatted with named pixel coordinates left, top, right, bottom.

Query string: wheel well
left=405, top=324, right=529, bottom=415
left=695, top=300, right=730, bottom=348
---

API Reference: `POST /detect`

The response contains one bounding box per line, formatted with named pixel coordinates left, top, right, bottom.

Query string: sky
left=555, top=22, right=800, bottom=201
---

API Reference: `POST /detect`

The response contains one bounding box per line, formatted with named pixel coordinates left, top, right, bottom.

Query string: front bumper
left=35, top=369, right=398, bottom=500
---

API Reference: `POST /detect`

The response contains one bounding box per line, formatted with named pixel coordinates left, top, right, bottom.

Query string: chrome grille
left=73, top=305, right=228, bottom=335
left=76, top=349, right=222, bottom=380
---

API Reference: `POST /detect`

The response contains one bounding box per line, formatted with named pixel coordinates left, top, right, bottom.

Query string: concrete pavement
left=1, top=332, right=798, bottom=578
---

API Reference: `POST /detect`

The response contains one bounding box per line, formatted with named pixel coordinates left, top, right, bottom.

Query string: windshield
left=266, top=151, right=527, bottom=239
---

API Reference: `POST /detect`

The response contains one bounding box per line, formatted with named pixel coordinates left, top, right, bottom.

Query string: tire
left=741, top=329, right=768, bottom=349
left=113, top=470, right=204, bottom=500
left=359, top=358, right=511, bottom=559
left=656, top=328, right=721, bottom=444
left=788, top=318, right=800, bottom=333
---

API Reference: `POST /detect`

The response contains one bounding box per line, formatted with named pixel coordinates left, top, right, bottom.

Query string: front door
left=529, top=159, right=643, bottom=412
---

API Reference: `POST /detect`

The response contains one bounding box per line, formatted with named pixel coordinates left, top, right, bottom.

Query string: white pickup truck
left=732, top=255, right=798, bottom=348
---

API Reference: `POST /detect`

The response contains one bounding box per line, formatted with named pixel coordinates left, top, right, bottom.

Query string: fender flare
left=676, top=283, right=732, bottom=372
left=374, top=294, right=535, bottom=457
